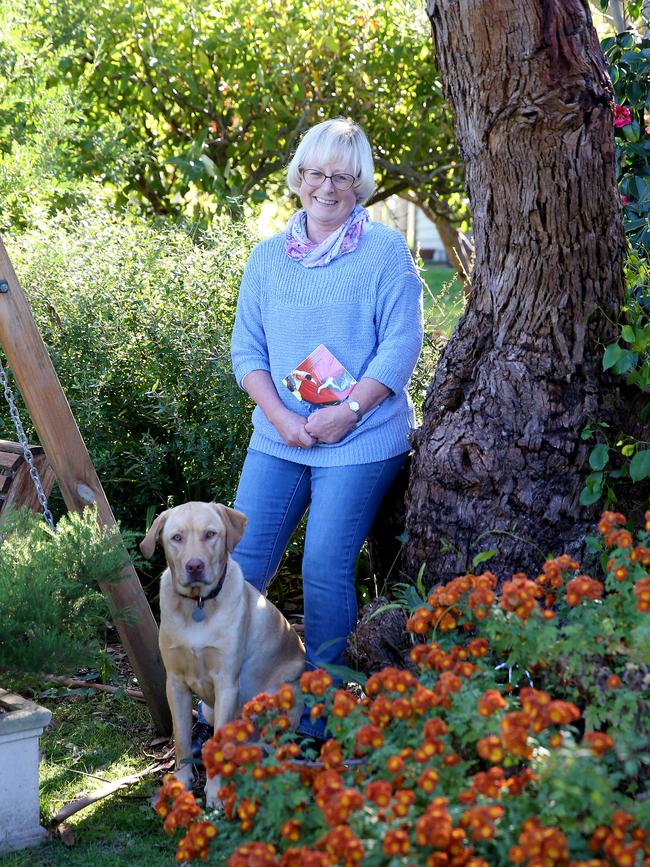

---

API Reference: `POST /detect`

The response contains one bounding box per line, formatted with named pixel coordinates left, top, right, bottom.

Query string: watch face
left=348, top=400, right=360, bottom=412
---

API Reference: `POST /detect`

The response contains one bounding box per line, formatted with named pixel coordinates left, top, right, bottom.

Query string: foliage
left=0, top=507, right=134, bottom=675
left=580, top=30, right=650, bottom=508
left=156, top=511, right=650, bottom=864
left=1, top=0, right=461, bottom=225
left=1, top=203, right=255, bottom=531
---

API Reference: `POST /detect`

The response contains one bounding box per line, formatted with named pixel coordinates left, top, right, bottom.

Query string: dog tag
left=192, top=606, right=206, bottom=622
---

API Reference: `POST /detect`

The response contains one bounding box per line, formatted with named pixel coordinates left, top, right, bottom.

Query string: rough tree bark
left=403, top=0, right=632, bottom=586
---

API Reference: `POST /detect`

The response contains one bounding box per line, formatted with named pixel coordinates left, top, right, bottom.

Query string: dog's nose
left=185, top=558, right=206, bottom=581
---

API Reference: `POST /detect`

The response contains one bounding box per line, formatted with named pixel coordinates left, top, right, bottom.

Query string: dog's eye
left=205, top=530, right=217, bottom=539
left=171, top=533, right=182, bottom=542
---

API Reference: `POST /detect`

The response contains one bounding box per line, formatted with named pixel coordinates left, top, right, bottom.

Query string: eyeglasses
left=300, top=168, right=357, bottom=191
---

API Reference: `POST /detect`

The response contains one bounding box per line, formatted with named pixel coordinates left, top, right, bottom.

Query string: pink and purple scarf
left=284, top=204, right=369, bottom=268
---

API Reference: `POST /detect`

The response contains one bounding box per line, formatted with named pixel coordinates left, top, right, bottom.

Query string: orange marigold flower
left=386, top=754, right=404, bottom=774
left=501, top=711, right=531, bottom=758
left=318, top=825, right=364, bottom=863
left=300, top=669, right=333, bottom=696
left=607, top=674, right=622, bottom=689
left=424, top=717, right=449, bottom=739
left=477, top=734, right=505, bottom=764
left=383, top=828, right=411, bottom=856
left=584, top=732, right=615, bottom=756
left=320, top=739, right=344, bottom=769
left=467, top=637, right=490, bottom=657
left=565, top=575, right=604, bottom=606
left=176, top=821, right=217, bottom=863
left=320, top=788, right=364, bottom=827
left=355, top=724, right=384, bottom=752
left=280, top=819, right=302, bottom=843
left=512, top=818, right=569, bottom=867
left=310, top=702, right=325, bottom=720
left=406, top=607, right=433, bottom=634
left=478, top=689, right=507, bottom=717
left=273, top=684, right=296, bottom=710
left=331, top=689, right=357, bottom=718
left=365, top=780, right=392, bottom=806
left=391, top=787, right=415, bottom=817
left=242, top=692, right=274, bottom=719
left=471, top=766, right=505, bottom=798
left=227, top=841, right=277, bottom=867
left=418, top=768, right=439, bottom=793
left=500, top=574, right=542, bottom=620
left=162, top=790, right=202, bottom=834
left=631, top=545, right=650, bottom=565
left=634, top=576, right=650, bottom=612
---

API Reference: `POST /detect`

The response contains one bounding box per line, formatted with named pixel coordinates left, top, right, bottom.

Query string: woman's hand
left=271, top=407, right=316, bottom=449
left=305, top=404, right=356, bottom=444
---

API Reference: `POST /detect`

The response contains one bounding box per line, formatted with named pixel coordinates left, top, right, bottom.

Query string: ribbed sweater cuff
left=233, top=358, right=270, bottom=389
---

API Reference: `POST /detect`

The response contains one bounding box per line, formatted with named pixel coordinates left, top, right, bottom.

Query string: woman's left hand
left=305, top=404, right=356, bottom=444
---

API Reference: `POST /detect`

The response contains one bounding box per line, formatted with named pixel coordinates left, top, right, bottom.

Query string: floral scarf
left=284, top=203, right=369, bottom=268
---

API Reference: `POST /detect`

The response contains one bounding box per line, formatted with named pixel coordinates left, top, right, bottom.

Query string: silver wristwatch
left=345, top=398, right=362, bottom=422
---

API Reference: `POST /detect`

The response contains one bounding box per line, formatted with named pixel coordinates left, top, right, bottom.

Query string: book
left=282, top=344, right=357, bottom=408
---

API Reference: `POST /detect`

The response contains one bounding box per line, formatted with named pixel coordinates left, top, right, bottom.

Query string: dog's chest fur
left=161, top=636, right=226, bottom=706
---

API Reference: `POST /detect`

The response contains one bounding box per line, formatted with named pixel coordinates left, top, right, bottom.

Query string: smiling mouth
left=314, top=196, right=337, bottom=205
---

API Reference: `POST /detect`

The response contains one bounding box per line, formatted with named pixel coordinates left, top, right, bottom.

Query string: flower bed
left=156, top=511, right=650, bottom=865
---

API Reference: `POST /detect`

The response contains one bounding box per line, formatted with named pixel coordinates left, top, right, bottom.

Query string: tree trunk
left=403, top=0, right=630, bottom=586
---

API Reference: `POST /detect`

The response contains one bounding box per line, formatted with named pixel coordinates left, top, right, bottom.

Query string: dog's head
left=140, top=502, right=247, bottom=593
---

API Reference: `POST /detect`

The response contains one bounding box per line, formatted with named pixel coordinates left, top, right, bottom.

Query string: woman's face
left=298, top=161, right=357, bottom=240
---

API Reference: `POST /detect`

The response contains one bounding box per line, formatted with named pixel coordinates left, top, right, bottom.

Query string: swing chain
left=0, top=357, right=55, bottom=531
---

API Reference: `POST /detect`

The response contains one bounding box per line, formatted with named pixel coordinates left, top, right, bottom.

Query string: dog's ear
left=211, top=503, right=248, bottom=552
left=140, top=510, right=171, bottom=559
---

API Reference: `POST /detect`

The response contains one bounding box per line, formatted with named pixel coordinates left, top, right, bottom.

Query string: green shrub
left=2, top=203, right=256, bottom=531
left=0, top=507, right=134, bottom=675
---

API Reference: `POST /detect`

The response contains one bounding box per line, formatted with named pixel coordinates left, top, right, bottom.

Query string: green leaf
left=622, top=120, right=641, bottom=142
left=621, top=324, right=635, bottom=343
left=603, top=342, right=622, bottom=370
left=612, top=348, right=638, bottom=374
left=589, top=444, right=610, bottom=471
left=472, top=549, right=498, bottom=568
left=580, top=486, right=603, bottom=506
left=630, top=449, right=650, bottom=481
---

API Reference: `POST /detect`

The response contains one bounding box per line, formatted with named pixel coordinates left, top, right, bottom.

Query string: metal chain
left=0, top=357, right=55, bottom=530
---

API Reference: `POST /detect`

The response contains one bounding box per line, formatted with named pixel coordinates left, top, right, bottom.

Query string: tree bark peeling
left=404, top=0, right=631, bottom=585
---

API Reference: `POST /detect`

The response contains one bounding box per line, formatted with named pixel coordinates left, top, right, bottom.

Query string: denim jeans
left=230, top=447, right=407, bottom=738
left=197, top=447, right=407, bottom=738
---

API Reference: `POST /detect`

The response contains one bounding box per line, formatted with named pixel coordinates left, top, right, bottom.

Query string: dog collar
left=178, top=561, right=228, bottom=622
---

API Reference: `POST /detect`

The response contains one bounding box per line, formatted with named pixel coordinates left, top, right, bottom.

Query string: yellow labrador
left=140, top=501, right=305, bottom=806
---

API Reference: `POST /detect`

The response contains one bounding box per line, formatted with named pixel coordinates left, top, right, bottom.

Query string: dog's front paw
left=204, top=775, right=223, bottom=811
left=174, top=764, right=195, bottom=792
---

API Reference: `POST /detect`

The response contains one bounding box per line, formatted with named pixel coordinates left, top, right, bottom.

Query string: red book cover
left=282, top=344, right=357, bottom=407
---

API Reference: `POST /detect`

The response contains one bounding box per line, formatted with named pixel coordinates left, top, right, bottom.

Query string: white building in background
left=368, top=196, right=450, bottom=265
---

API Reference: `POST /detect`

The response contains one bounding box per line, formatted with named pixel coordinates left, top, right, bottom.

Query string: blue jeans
left=232, top=448, right=406, bottom=738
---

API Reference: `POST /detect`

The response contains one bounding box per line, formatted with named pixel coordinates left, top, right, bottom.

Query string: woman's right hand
left=271, top=408, right=316, bottom=449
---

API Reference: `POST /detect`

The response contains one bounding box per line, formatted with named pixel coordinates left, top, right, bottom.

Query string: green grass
left=0, top=682, right=177, bottom=866
left=420, top=265, right=464, bottom=335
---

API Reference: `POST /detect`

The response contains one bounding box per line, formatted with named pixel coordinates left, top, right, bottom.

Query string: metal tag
left=192, top=607, right=206, bottom=622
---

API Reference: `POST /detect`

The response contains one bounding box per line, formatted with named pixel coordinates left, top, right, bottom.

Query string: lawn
left=420, top=264, right=464, bottom=335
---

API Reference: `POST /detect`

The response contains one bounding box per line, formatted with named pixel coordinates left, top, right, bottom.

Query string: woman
left=198, top=118, right=423, bottom=751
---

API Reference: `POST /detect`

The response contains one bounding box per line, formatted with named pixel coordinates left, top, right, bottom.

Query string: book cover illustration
left=282, top=344, right=357, bottom=407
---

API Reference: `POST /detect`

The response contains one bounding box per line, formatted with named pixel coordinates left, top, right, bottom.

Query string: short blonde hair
left=286, top=118, right=376, bottom=204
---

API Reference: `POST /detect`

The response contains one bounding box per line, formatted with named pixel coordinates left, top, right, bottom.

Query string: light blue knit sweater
left=231, top=221, right=424, bottom=467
